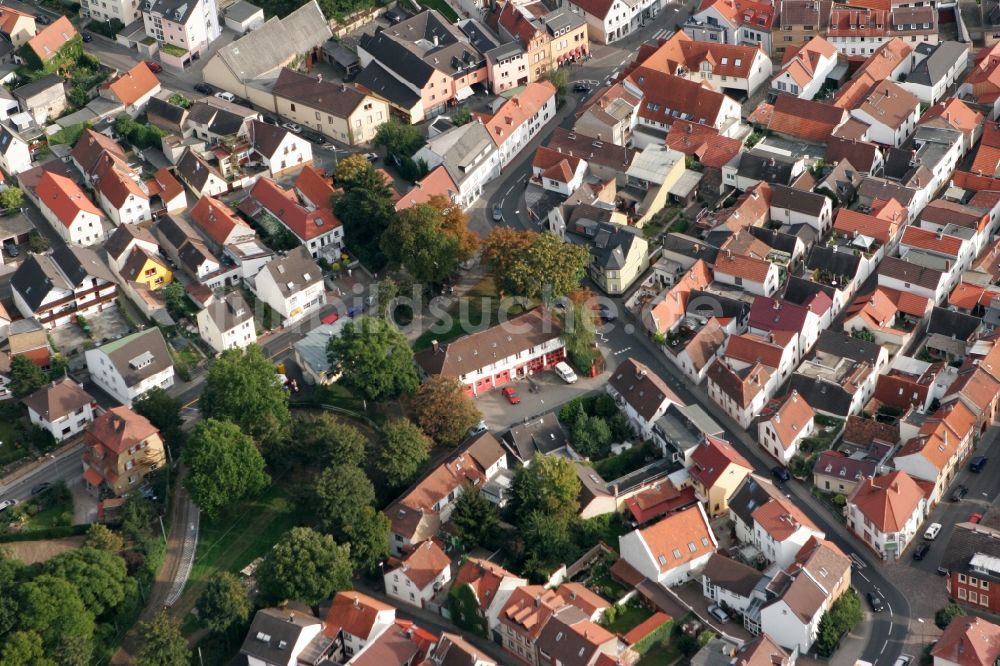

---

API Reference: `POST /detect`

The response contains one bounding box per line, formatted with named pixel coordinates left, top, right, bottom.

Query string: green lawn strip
left=604, top=604, right=654, bottom=634
left=419, top=0, right=457, bottom=20
left=639, top=640, right=682, bottom=666
left=0, top=421, right=27, bottom=466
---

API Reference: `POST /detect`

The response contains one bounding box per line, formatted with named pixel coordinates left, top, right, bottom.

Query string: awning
left=83, top=467, right=103, bottom=487
left=455, top=86, right=474, bottom=101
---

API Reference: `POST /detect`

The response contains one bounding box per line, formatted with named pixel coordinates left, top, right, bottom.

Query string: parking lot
left=49, top=307, right=133, bottom=361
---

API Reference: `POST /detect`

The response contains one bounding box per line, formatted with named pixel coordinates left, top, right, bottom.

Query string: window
left=970, top=591, right=978, bottom=604
left=290, top=103, right=296, bottom=111
left=982, top=595, right=989, bottom=606
left=959, top=574, right=967, bottom=583
left=672, top=548, right=682, bottom=559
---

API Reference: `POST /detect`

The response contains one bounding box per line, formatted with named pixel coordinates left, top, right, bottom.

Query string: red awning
left=83, top=467, right=103, bottom=487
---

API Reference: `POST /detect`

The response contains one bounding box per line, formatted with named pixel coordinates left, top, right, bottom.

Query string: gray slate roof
left=13, top=74, right=64, bottom=102
left=97, top=327, right=172, bottom=388
left=355, top=60, right=421, bottom=109
left=271, top=68, right=369, bottom=119
left=212, top=0, right=332, bottom=83
left=591, top=222, right=644, bottom=270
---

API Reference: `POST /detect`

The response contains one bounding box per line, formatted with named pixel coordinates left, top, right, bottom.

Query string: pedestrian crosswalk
left=651, top=28, right=673, bottom=40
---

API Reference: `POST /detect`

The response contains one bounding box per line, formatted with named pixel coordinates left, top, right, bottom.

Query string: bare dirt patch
left=3, top=535, right=85, bottom=564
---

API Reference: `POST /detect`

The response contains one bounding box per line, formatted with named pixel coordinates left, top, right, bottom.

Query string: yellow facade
left=134, top=257, right=172, bottom=291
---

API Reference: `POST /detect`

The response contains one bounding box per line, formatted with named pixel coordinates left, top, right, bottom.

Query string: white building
left=197, top=291, right=257, bottom=354
left=899, top=42, right=969, bottom=105
left=607, top=357, right=681, bottom=440
left=84, top=328, right=175, bottom=407
left=566, top=0, right=664, bottom=44
left=94, top=159, right=151, bottom=226
left=384, top=539, right=452, bottom=609
left=0, top=125, right=31, bottom=176
left=481, top=82, right=556, bottom=168
left=849, top=80, right=920, bottom=148
left=23, top=377, right=97, bottom=442
left=770, top=185, right=833, bottom=235
left=757, top=390, right=816, bottom=465
left=846, top=470, right=926, bottom=560
left=248, top=120, right=313, bottom=177
left=250, top=245, right=325, bottom=325
left=413, top=121, right=500, bottom=210
left=36, top=171, right=108, bottom=246
left=750, top=498, right=826, bottom=569
left=142, top=0, right=221, bottom=66
left=10, top=246, right=118, bottom=329
left=241, top=608, right=323, bottom=666
left=771, top=36, right=839, bottom=100
left=322, top=591, right=395, bottom=662
left=619, top=503, right=717, bottom=587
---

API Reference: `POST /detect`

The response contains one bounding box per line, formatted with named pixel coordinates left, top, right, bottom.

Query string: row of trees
left=481, top=228, right=591, bottom=302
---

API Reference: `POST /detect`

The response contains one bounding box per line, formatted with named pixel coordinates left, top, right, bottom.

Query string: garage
left=0, top=210, right=34, bottom=254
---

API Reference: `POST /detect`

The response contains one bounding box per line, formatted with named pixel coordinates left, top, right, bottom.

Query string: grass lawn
left=419, top=0, right=458, bottom=21
left=179, top=477, right=308, bottom=618
left=413, top=277, right=536, bottom=352
left=592, top=444, right=655, bottom=482
left=604, top=604, right=654, bottom=634
left=0, top=420, right=27, bottom=467
left=21, top=495, right=74, bottom=531
left=589, top=566, right=628, bottom=600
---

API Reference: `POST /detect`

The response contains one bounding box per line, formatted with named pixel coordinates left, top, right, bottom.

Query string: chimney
left=432, top=339, right=440, bottom=353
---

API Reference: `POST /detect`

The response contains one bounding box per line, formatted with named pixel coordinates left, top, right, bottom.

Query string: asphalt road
left=0, top=442, right=86, bottom=505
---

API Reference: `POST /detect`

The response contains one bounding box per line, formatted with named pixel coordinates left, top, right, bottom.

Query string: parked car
left=363, top=151, right=379, bottom=162
left=144, top=60, right=162, bottom=73
left=913, top=542, right=930, bottom=561
left=29, top=482, right=51, bottom=496
left=0, top=499, right=16, bottom=513
left=924, top=523, right=942, bottom=540
left=598, top=304, right=617, bottom=323
left=3, top=240, right=18, bottom=257
left=707, top=604, right=730, bottom=623
left=554, top=361, right=578, bottom=384
left=281, top=122, right=302, bottom=133
left=492, top=203, right=503, bottom=221
left=82, top=32, right=92, bottom=42
left=193, top=82, right=213, bottom=94
left=969, top=512, right=984, bottom=524
left=893, top=655, right=914, bottom=666
left=867, top=592, right=884, bottom=613
left=214, top=91, right=236, bottom=103
left=937, top=566, right=950, bottom=576
left=35, top=14, right=50, bottom=24
left=502, top=387, right=521, bottom=405
left=970, top=455, right=988, bottom=472
left=951, top=485, right=969, bottom=502
left=573, top=82, right=592, bottom=93
left=469, top=420, right=488, bottom=437
left=385, top=9, right=404, bottom=23
left=771, top=466, right=791, bottom=483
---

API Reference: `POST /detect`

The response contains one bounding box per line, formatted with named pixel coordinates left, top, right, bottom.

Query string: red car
left=502, top=387, right=520, bottom=405
left=969, top=512, right=984, bottom=524
left=144, top=60, right=163, bottom=73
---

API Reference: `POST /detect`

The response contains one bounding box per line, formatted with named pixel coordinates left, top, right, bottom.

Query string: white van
left=554, top=361, right=578, bottom=384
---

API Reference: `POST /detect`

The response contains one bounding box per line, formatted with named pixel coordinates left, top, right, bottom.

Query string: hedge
left=0, top=524, right=89, bottom=542
left=632, top=618, right=673, bottom=655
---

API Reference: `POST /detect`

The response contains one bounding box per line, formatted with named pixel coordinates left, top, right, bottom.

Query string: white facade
left=771, top=51, right=838, bottom=100
left=713, top=262, right=782, bottom=297
left=85, top=348, right=175, bottom=408
left=567, top=0, right=663, bottom=44
left=196, top=305, right=257, bottom=353
left=757, top=414, right=814, bottom=465
left=851, top=103, right=919, bottom=148
left=770, top=197, right=833, bottom=234
left=877, top=268, right=946, bottom=304
left=252, top=269, right=325, bottom=325
left=534, top=159, right=588, bottom=196
left=693, top=50, right=773, bottom=95
left=0, top=131, right=31, bottom=176
left=98, top=189, right=151, bottom=227
left=142, top=0, right=221, bottom=62
left=846, top=495, right=925, bottom=560
left=706, top=366, right=768, bottom=430
left=753, top=518, right=824, bottom=570
left=27, top=396, right=97, bottom=442
left=413, top=127, right=501, bottom=210
left=619, top=504, right=718, bottom=587
left=759, top=597, right=822, bottom=654
left=41, top=205, right=106, bottom=247
left=384, top=561, right=452, bottom=609
left=260, top=131, right=313, bottom=176
left=900, top=48, right=969, bottom=105
left=85, top=0, right=140, bottom=24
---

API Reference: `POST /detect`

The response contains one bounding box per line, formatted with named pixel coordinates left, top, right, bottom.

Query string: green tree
left=450, top=483, right=501, bottom=548
left=196, top=572, right=252, bottom=635
left=521, top=509, right=575, bottom=579
left=133, top=386, right=183, bottom=448
left=256, top=527, right=352, bottom=606
left=375, top=418, right=430, bottom=488
left=136, top=612, right=190, bottom=666
left=290, top=413, right=366, bottom=468
left=571, top=412, right=612, bottom=459
left=333, top=158, right=396, bottom=270
left=163, top=282, right=187, bottom=320
left=481, top=229, right=589, bottom=299
left=412, top=376, right=482, bottom=447
left=851, top=327, right=876, bottom=342
left=452, top=106, right=472, bottom=126
left=315, top=464, right=375, bottom=539
left=45, top=547, right=129, bottom=617
left=540, top=70, right=567, bottom=97
left=1, top=631, right=57, bottom=666
left=199, top=344, right=291, bottom=447
left=562, top=290, right=598, bottom=372
left=382, top=202, right=461, bottom=285
left=326, top=316, right=419, bottom=401
left=342, top=505, right=390, bottom=574
left=815, top=590, right=864, bottom=657
left=935, top=603, right=966, bottom=629
left=375, top=278, right=399, bottom=318
left=167, top=93, right=191, bottom=108
left=9, top=355, right=48, bottom=398
left=184, top=419, right=270, bottom=518
left=449, top=583, right=488, bottom=637
left=28, top=230, right=50, bottom=253
left=0, top=186, right=23, bottom=211
left=373, top=119, right=426, bottom=157
left=511, top=453, right=581, bottom=523
left=435, top=195, right=479, bottom=264
left=17, top=574, right=94, bottom=666
left=83, top=524, right=124, bottom=553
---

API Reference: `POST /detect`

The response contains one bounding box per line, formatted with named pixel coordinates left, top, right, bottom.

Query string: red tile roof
left=86, top=406, right=159, bottom=455
left=833, top=207, right=900, bottom=245
left=715, top=251, right=774, bottom=284
left=395, top=165, right=458, bottom=212
left=190, top=195, right=251, bottom=246
left=94, top=155, right=147, bottom=208
left=848, top=470, right=923, bottom=533
left=625, top=480, right=699, bottom=525
left=725, top=333, right=786, bottom=370
left=920, top=98, right=983, bottom=141
left=931, top=617, right=1000, bottom=666
left=765, top=390, right=816, bottom=450
left=634, top=504, right=717, bottom=573
left=0, top=6, right=33, bottom=35
left=769, top=95, right=847, bottom=143
left=295, top=165, right=335, bottom=209
left=644, top=259, right=713, bottom=333
left=689, top=435, right=753, bottom=489
left=323, top=591, right=394, bottom=639
left=36, top=170, right=102, bottom=227
left=27, top=16, right=75, bottom=62
left=393, top=539, right=451, bottom=589
left=901, top=226, right=963, bottom=258
left=625, top=67, right=728, bottom=129
left=144, top=168, right=184, bottom=205
left=666, top=119, right=743, bottom=169
left=104, top=62, right=159, bottom=107
left=479, top=82, right=556, bottom=147
left=752, top=496, right=819, bottom=541
left=452, top=558, right=523, bottom=612
left=247, top=177, right=341, bottom=242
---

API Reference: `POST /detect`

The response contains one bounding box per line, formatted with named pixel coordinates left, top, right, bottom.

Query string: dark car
left=771, top=466, right=791, bottom=483
left=913, top=542, right=930, bottom=561
left=951, top=485, right=969, bottom=502
left=144, top=60, right=163, bottom=73
left=867, top=592, right=884, bottom=613
left=193, top=82, right=213, bottom=95
left=35, top=14, right=50, bottom=24
left=3, top=240, right=18, bottom=257
left=385, top=9, right=404, bottom=23
left=598, top=304, right=617, bottom=323
left=573, top=82, right=592, bottom=93
left=30, top=482, right=51, bottom=496
left=970, top=455, right=988, bottom=472
left=82, top=32, right=92, bottom=42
